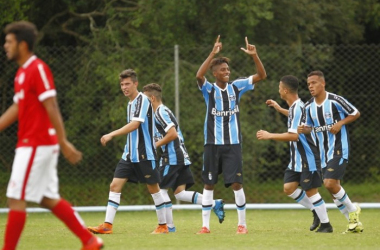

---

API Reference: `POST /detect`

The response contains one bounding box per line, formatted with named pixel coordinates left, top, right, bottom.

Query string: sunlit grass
left=0, top=209, right=378, bottom=250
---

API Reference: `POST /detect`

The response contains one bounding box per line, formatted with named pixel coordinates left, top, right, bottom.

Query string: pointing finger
left=216, top=35, right=220, bottom=43
left=245, top=36, right=249, bottom=47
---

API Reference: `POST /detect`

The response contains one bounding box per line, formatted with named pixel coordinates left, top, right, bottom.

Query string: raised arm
left=196, top=35, right=222, bottom=88
left=240, top=37, right=267, bottom=83
left=0, top=103, right=18, bottom=132
left=266, top=99, right=288, bottom=116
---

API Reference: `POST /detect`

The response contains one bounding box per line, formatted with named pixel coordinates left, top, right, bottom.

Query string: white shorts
left=6, top=145, right=61, bottom=203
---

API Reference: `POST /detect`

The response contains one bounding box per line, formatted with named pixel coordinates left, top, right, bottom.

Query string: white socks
left=160, top=189, right=174, bottom=228
left=234, top=188, right=246, bottom=227
left=333, top=187, right=356, bottom=213
left=151, top=191, right=167, bottom=225
left=288, top=189, right=313, bottom=209
left=201, top=189, right=213, bottom=229
left=175, top=190, right=203, bottom=205
left=309, top=193, right=329, bottom=223
left=105, top=191, right=121, bottom=224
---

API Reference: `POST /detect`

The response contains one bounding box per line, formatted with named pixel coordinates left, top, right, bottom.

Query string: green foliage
left=0, top=0, right=29, bottom=27
left=1, top=0, right=380, bottom=206
left=357, top=0, right=380, bottom=31
left=254, top=0, right=365, bottom=45
left=2, top=0, right=379, bottom=48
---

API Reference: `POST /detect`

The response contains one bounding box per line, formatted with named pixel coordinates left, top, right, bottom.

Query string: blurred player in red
left=1, top=21, right=103, bottom=250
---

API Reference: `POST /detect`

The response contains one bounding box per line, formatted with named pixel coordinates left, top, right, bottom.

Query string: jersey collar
left=22, top=55, right=37, bottom=69
left=129, top=91, right=142, bottom=104
left=213, top=82, right=228, bottom=91
left=291, top=98, right=301, bottom=108
left=315, top=91, right=329, bottom=107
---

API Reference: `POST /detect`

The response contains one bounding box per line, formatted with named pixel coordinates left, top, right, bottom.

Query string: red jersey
left=13, top=55, right=58, bottom=147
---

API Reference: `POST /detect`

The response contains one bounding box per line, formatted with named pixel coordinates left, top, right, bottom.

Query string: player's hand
left=60, top=140, right=82, bottom=165
left=266, top=99, right=280, bottom=111
left=256, top=130, right=270, bottom=140
left=240, top=37, right=257, bottom=56
left=100, top=134, right=113, bottom=146
left=297, top=125, right=305, bottom=134
left=329, top=122, right=343, bottom=134
left=212, top=35, right=222, bottom=54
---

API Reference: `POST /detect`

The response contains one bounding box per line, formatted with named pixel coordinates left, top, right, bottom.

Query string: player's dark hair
left=280, top=75, right=299, bottom=93
left=308, top=70, right=325, bottom=80
left=119, top=69, right=138, bottom=82
left=4, top=21, right=38, bottom=52
left=210, top=57, right=230, bottom=71
left=143, top=83, right=162, bottom=101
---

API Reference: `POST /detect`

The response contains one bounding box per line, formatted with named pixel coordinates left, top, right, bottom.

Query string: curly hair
left=4, top=21, right=38, bottom=52
left=210, top=57, right=230, bottom=71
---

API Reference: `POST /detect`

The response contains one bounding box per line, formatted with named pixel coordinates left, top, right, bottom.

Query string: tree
left=0, top=0, right=29, bottom=27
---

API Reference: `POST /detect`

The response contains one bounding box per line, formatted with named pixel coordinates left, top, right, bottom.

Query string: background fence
left=0, top=44, right=379, bottom=207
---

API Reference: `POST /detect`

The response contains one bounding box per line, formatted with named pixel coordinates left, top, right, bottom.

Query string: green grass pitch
left=0, top=209, right=379, bottom=250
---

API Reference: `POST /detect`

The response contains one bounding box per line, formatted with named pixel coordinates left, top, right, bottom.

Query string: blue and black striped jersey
left=199, top=76, right=254, bottom=145
left=287, top=99, right=320, bottom=172
left=303, top=92, right=358, bottom=166
left=154, top=104, right=191, bottom=166
left=122, top=92, right=157, bottom=162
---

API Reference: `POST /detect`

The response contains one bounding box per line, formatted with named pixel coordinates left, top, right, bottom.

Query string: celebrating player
left=195, top=36, right=266, bottom=234
left=298, top=70, right=363, bottom=233
left=87, top=69, right=168, bottom=234
left=143, top=83, right=225, bottom=232
left=256, top=75, right=332, bottom=233
left=1, top=21, right=103, bottom=250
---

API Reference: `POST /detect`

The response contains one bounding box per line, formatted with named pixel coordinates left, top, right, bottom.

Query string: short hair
left=308, top=70, right=325, bottom=80
left=210, top=57, right=230, bottom=71
left=280, top=75, right=299, bottom=93
left=4, top=21, right=38, bottom=52
left=143, top=83, right=162, bottom=101
left=119, top=69, right=137, bottom=82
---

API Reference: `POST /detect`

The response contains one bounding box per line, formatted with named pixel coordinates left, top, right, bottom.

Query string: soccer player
left=195, top=36, right=266, bottom=234
left=142, top=83, right=225, bottom=232
left=298, top=70, right=363, bottom=233
left=1, top=21, right=103, bottom=250
left=87, top=69, right=168, bottom=234
left=256, top=75, right=333, bottom=233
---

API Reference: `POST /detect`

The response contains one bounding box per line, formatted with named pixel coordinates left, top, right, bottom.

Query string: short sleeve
left=333, top=95, right=358, bottom=116
left=199, top=78, right=213, bottom=92
left=288, top=104, right=302, bottom=133
left=303, top=105, right=313, bottom=127
left=199, top=78, right=214, bottom=102
left=232, top=76, right=254, bottom=96
left=156, top=107, right=175, bottom=133
left=131, top=94, right=149, bottom=122
left=35, top=63, right=56, bottom=102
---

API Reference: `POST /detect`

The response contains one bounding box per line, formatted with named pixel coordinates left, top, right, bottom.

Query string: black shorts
left=202, top=144, right=243, bottom=187
left=159, top=164, right=195, bottom=191
left=114, top=159, right=160, bottom=184
left=284, top=169, right=322, bottom=191
left=322, top=157, right=348, bottom=180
